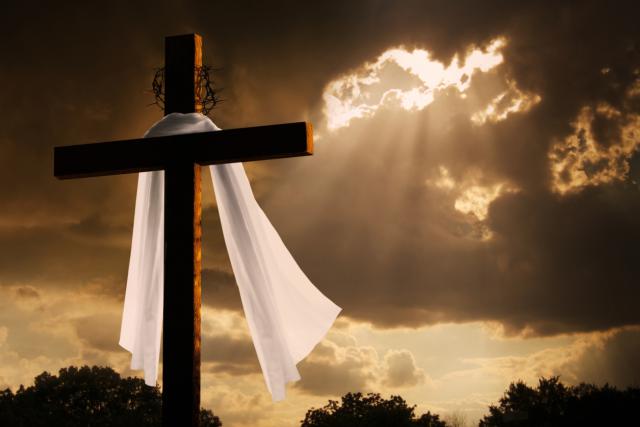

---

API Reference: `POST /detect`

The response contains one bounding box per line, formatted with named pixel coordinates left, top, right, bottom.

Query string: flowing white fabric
left=119, top=113, right=341, bottom=401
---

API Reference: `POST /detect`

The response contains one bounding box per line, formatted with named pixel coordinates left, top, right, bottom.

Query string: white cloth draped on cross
left=119, top=113, right=341, bottom=401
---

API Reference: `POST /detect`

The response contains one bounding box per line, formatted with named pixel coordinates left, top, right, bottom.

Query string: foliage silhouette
left=3, top=368, right=640, bottom=427
left=0, top=365, right=221, bottom=427
left=480, top=376, right=640, bottom=427
left=300, top=392, right=447, bottom=427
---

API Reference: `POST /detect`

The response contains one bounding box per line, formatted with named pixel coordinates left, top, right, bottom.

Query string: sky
left=1, top=0, right=639, bottom=425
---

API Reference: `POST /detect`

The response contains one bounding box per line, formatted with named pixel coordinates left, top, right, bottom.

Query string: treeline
left=301, top=377, right=640, bottom=426
left=0, top=366, right=221, bottom=427
left=1, top=366, right=639, bottom=426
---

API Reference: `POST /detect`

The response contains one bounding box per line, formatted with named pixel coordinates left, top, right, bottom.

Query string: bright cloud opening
left=454, top=184, right=513, bottom=221
left=323, top=38, right=507, bottom=130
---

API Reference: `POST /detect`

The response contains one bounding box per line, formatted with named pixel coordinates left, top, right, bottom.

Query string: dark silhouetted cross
left=53, top=33, right=312, bottom=427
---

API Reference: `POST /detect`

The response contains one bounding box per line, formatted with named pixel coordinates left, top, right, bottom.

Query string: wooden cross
left=53, top=33, right=312, bottom=426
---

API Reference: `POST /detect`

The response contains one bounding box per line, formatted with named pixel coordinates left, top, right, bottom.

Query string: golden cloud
left=323, top=38, right=507, bottom=130
left=549, top=102, right=640, bottom=194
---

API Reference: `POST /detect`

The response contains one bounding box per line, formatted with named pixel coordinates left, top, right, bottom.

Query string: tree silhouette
left=0, top=365, right=222, bottom=427
left=480, top=376, right=640, bottom=427
left=300, top=392, right=447, bottom=427
left=5, top=369, right=639, bottom=426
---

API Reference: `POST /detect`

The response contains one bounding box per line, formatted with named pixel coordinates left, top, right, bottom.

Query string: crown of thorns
left=150, top=65, right=222, bottom=116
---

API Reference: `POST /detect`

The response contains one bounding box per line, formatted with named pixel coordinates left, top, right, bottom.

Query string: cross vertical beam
left=165, top=34, right=203, bottom=114
left=162, top=34, right=202, bottom=427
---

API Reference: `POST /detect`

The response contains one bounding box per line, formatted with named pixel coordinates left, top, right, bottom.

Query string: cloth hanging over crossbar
left=119, top=113, right=341, bottom=401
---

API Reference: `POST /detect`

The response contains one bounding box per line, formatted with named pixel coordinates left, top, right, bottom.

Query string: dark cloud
left=577, top=327, right=640, bottom=387
left=0, top=221, right=129, bottom=288
left=201, top=333, right=260, bottom=376
left=202, top=267, right=242, bottom=311
left=73, top=313, right=122, bottom=353
left=486, top=187, right=640, bottom=335
left=295, top=342, right=377, bottom=396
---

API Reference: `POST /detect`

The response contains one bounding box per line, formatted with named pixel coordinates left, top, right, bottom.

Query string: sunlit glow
left=549, top=103, right=640, bottom=195
left=471, top=80, right=541, bottom=125
left=427, top=166, right=517, bottom=222
left=626, top=75, right=640, bottom=98
left=323, top=38, right=507, bottom=130
left=454, top=184, right=513, bottom=221
left=426, top=167, right=518, bottom=241
left=431, top=166, right=456, bottom=190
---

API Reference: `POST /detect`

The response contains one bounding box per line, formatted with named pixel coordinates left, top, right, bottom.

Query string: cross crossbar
left=54, top=122, right=312, bottom=179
